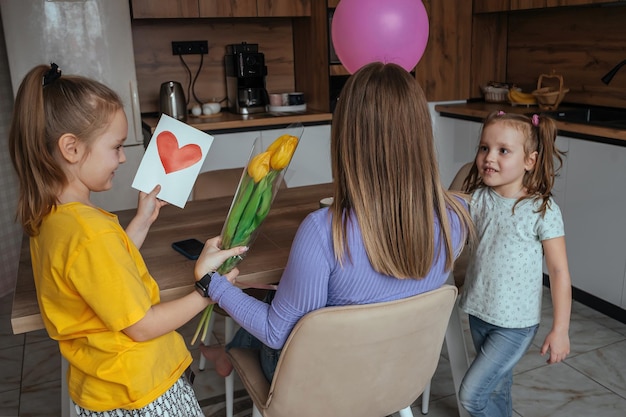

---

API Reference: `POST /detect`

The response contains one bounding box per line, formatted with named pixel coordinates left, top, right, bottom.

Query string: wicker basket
left=532, top=73, right=569, bottom=111
left=481, top=85, right=509, bottom=103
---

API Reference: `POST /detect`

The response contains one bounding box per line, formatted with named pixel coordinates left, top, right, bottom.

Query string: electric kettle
left=159, top=81, right=186, bottom=121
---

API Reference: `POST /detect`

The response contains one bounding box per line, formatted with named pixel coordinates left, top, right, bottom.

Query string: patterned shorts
left=74, top=376, right=203, bottom=417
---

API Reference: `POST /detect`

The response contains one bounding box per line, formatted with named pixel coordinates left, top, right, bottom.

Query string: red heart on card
left=156, top=131, right=202, bottom=174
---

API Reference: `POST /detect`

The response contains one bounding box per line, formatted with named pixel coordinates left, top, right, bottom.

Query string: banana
left=508, top=89, right=537, bottom=105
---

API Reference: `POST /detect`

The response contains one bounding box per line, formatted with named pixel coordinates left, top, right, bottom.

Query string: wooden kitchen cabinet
left=473, top=0, right=510, bottom=12
left=475, top=0, right=612, bottom=12
left=198, top=0, right=257, bottom=17
left=257, top=0, right=311, bottom=17
left=132, top=0, right=310, bottom=18
left=130, top=0, right=199, bottom=18
left=546, top=0, right=613, bottom=5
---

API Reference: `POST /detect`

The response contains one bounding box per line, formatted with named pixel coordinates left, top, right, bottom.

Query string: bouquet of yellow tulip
left=191, top=125, right=301, bottom=345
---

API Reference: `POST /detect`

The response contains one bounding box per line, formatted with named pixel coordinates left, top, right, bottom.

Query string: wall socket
left=172, top=40, right=209, bottom=55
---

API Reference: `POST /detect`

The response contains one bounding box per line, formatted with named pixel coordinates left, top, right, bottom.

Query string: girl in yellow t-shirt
left=9, top=63, right=246, bottom=416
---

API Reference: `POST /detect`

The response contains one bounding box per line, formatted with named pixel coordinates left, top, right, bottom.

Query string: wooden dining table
left=10, top=182, right=469, bottom=417
left=11, top=183, right=334, bottom=335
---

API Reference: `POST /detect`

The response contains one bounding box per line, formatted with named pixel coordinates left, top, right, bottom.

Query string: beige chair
left=448, top=162, right=473, bottom=193
left=228, top=285, right=458, bottom=417
left=448, top=162, right=473, bottom=289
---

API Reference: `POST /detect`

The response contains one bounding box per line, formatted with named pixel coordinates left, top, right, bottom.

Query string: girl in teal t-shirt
left=458, top=111, right=572, bottom=417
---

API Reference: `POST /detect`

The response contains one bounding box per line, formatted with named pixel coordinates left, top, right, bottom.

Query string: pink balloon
left=331, top=0, right=429, bottom=74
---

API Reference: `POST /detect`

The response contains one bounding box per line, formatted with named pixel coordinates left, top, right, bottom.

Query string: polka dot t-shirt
left=458, top=187, right=564, bottom=328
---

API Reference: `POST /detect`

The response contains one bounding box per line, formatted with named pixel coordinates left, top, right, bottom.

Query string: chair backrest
left=448, top=162, right=473, bottom=288
left=263, top=285, right=458, bottom=417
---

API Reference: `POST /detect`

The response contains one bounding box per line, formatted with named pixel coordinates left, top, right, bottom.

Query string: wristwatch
left=195, top=272, right=215, bottom=297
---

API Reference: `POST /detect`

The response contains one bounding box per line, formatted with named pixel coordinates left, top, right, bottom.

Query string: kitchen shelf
left=329, top=64, right=350, bottom=76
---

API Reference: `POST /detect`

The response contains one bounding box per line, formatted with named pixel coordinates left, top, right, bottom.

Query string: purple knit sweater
left=209, top=206, right=465, bottom=349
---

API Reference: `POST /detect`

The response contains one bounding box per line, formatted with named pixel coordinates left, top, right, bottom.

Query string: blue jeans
left=459, top=315, right=538, bottom=417
left=225, top=290, right=281, bottom=382
left=226, top=328, right=281, bottom=382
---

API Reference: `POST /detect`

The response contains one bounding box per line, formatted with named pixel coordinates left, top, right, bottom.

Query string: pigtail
left=9, top=65, right=65, bottom=236
left=9, top=64, right=123, bottom=236
left=524, top=115, right=565, bottom=216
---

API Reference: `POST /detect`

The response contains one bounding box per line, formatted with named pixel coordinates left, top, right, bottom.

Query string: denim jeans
left=225, top=290, right=281, bottom=382
left=459, top=315, right=539, bottom=417
left=226, top=327, right=281, bottom=382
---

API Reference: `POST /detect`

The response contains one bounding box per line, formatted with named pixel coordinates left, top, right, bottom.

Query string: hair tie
left=532, top=114, right=540, bottom=127
left=43, top=63, right=61, bottom=86
left=497, top=111, right=506, bottom=116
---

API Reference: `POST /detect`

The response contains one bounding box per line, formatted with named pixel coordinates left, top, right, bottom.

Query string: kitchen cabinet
left=473, top=0, right=510, bottom=12
left=132, top=0, right=310, bottom=18
left=545, top=0, right=613, bottom=6
left=257, top=0, right=311, bottom=17
left=198, top=0, right=257, bottom=17
left=267, top=124, right=332, bottom=187
left=561, top=138, right=626, bottom=307
left=199, top=125, right=332, bottom=188
left=474, top=0, right=613, bottom=13
left=430, top=106, right=481, bottom=187
left=131, top=0, right=198, bottom=18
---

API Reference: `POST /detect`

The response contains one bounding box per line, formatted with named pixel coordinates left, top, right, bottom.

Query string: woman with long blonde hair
left=201, top=62, right=473, bottom=381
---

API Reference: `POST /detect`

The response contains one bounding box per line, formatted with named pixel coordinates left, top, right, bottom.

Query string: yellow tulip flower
left=267, top=134, right=293, bottom=153
left=270, top=135, right=299, bottom=170
left=248, top=151, right=271, bottom=182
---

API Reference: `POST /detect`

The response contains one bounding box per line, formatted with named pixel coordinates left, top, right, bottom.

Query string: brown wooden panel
left=130, top=0, right=199, bottom=18
left=293, top=0, right=330, bottom=111
left=470, top=13, right=508, bottom=99
left=547, top=0, right=610, bottom=5
left=258, top=0, right=311, bottom=17
left=327, top=0, right=340, bottom=7
left=415, top=0, right=473, bottom=101
left=132, top=19, right=295, bottom=113
left=507, top=6, right=626, bottom=108
left=473, top=0, right=510, bottom=13
left=199, top=0, right=257, bottom=17
left=511, top=0, right=548, bottom=9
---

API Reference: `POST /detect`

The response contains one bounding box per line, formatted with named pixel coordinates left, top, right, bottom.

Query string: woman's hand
left=125, top=185, right=168, bottom=249
left=194, top=236, right=248, bottom=281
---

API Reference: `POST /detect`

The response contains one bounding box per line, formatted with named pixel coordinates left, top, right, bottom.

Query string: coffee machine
left=225, top=42, right=269, bottom=114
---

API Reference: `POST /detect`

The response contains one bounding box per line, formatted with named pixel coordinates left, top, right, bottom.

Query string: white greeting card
left=132, top=114, right=213, bottom=208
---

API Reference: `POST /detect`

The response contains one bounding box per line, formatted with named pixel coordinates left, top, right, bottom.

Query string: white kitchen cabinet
left=261, top=125, right=332, bottom=188
left=561, top=138, right=626, bottom=307
left=542, top=136, right=569, bottom=276
left=430, top=104, right=481, bottom=187
left=199, top=124, right=332, bottom=188
left=199, top=131, right=259, bottom=173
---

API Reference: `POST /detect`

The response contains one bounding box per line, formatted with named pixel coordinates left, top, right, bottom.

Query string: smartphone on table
left=172, top=238, right=205, bottom=260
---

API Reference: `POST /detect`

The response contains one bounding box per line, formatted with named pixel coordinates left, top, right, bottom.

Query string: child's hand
left=541, top=329, right=570, bottom=364
left=126, top=185, right=168, bottom=249
left=194, top=236, right=248, bottom=281
left=136, top=185, right=168, bottom=226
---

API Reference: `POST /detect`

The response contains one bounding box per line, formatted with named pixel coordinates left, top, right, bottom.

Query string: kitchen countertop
left=435, top=101, right=626, bottom=143
left=142, top=109, right=332, bottom=134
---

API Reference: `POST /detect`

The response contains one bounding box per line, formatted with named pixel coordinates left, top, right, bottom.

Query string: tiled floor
left=1, top=286, right=626, bottom=417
